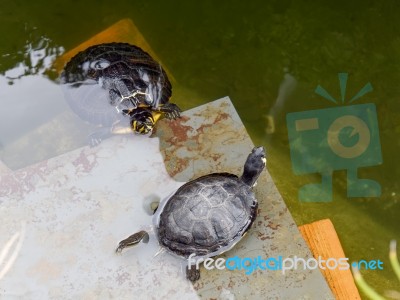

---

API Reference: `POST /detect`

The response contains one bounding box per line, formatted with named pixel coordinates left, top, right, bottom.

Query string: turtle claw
left=165, top=111, right=180, bottom=120
left=159, top=103, right=181, bottom=120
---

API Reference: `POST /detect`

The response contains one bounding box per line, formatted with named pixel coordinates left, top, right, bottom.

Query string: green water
left=1, top=0, right=399, bottom=297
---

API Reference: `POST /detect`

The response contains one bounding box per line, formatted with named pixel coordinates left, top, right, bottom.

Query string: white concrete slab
left=0, top=97, right=333, bottom=299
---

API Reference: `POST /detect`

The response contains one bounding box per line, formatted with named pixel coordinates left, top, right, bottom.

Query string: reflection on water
left=0, top=29, right=61, bottom=166
left=265, top=70, right=297, bottom=134
left=0, top=68, right=92, bottom=169
left=2, top=35, right=63, bottom=83
left=0, top=74, right=65, bottom=143
left=0, top=28, right=97, bottom=169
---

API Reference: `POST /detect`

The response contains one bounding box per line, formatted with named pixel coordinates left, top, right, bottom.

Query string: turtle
left=60, top=42, right=181, bottom=145
left=115, top=146, right=266, bottom=281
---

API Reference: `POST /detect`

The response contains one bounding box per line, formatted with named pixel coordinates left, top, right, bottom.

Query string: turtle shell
left=60, top=43, right=172, bottom=126
left=157, top=173, right=258, bottom=259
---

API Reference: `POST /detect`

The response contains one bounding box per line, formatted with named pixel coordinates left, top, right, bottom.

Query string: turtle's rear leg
left=153, top=103, right=181, bottom=119
left=115, top=230, right=149, bottom=253
left=186, top=265, right=200, bottom=282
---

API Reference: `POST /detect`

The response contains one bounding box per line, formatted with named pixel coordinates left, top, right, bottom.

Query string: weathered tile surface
left=0, top=97, right=333, bottom=299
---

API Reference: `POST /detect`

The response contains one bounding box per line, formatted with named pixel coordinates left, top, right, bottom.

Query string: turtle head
left=129, top=108, right=156, bottom=135
left=240, top=146, right=266, bottom=187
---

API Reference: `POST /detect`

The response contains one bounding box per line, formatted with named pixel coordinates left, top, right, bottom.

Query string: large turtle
left=116, top=146, right=266, bottom=281
left=60, top=42, right=180, bottom=145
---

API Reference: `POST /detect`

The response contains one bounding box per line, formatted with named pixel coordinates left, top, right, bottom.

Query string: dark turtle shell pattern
left=157, top=173, right=258, bottom=258
left=60, top=43, right=172, bottom=126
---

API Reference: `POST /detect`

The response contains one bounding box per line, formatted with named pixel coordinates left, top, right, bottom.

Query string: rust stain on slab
left=155, top=97, right=334, bottom=299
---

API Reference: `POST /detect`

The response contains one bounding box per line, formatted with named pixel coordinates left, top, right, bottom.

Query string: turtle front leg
left=153, top=102, right=181, bottom=119
left=88, top=127, right=113, bottom=147
left=88, top=120, right=129, bottom=147
left=115, top=230, right=149, bottom=253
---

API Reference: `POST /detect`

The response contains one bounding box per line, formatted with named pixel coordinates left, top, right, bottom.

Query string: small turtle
left=116, top=146, right=266, bottom=281
left=60, top=42, right=180, bottom=145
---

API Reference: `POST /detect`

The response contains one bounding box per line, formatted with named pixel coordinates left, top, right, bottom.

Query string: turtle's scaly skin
left=60, top=43, right=175, bottom=127
left=158, top=173, right=258, bottom=258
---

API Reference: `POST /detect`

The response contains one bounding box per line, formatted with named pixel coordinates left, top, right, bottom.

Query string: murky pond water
left=0, top=0, right=399, bottom=296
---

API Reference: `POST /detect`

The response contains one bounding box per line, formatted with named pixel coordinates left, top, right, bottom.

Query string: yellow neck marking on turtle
left=151, top=111, right=163, bottom=123
left=132, top=121, right=137, bottom=132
